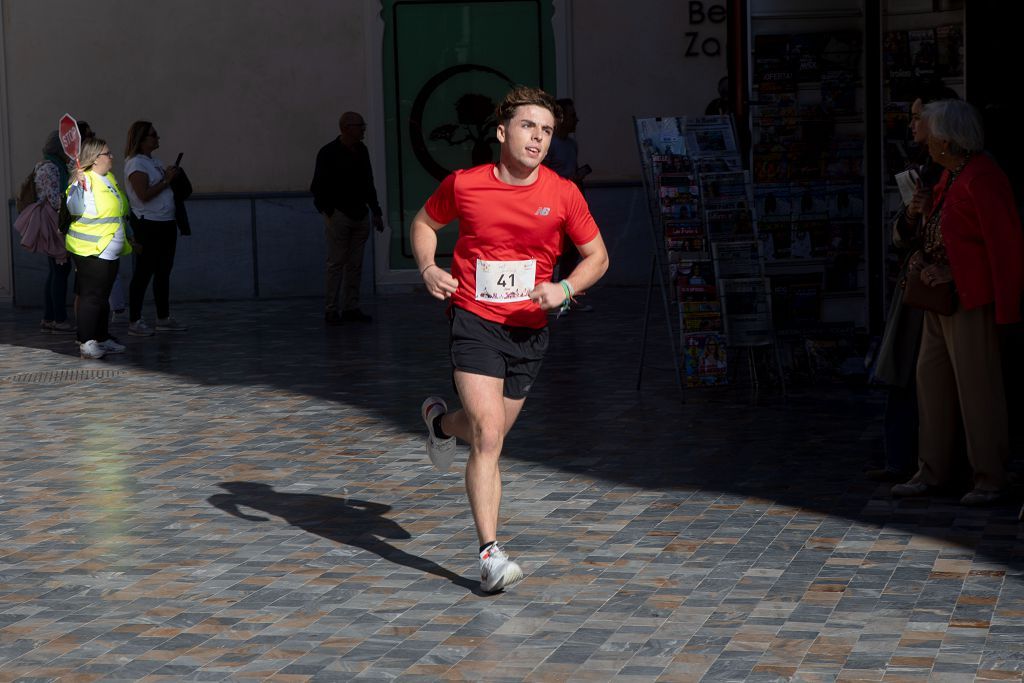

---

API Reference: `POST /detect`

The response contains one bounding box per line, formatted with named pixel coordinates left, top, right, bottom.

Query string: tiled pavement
left=1, top=288, right=1023, bottom=682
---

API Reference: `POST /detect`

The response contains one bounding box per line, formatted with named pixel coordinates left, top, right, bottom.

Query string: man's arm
left=411, top=206, right=459, bottom=300
left=309, top=146, right=331, bottom=215
left=529, top=233, right=609, bottom=311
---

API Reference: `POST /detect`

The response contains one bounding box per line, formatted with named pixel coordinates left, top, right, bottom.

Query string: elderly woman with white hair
left=892, top=99, right=1024, bottom=506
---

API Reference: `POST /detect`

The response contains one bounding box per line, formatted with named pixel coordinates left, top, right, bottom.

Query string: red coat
left=934, top=153, right=1024, bottom=324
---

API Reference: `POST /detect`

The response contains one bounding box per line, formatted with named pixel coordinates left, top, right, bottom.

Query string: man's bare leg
left=443, top=370, right=525, bottom=544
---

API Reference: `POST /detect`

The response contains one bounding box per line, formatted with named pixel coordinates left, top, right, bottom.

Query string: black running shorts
left=449, top=306, right=550, bottom=400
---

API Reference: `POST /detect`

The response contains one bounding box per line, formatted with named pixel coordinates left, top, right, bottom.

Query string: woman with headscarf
left=31, top=131, right=75, bottom=333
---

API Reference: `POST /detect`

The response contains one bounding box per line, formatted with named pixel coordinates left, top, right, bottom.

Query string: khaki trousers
left=914, top=304, right=1008, bottom=491
left=324, top=211, right=370, bottom=313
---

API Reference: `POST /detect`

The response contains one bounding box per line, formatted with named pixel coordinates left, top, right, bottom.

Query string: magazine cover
left=700, top=171, right=752, bottom=211
left=697, top=157, right=743, bottom=174
left=907, top=28, right=936, bottom=78
left=827, top=221, right=865, bottom=255
left=793, top=182, right=829, bottom=218
left=706, top=208, right=756, bottom=243
left=790, top=219, right=829, bottom=258
left=883, top=31, right=911, bottom=82
left=680, top=304, right=724, bottom=333
left=820, top=30, right=862, bottom=73
left=676, top=260, right=717, bottom=302
left=652, top=154, right=691, bottom=177
left=753, top=152, right=790, bottom=184
left=636, top=117, right=686, bottom=156
left=658, top=173, right=701, bottom=220
left=826, top=137, right=865, bottom=179
left=934, top=24, right=963, bottom=78
left=755, top=184, right=793, bottom=222
left=665, top=220, right=708, bottom=259
left=821, top=69, right=856, bottom=114
left=682, top=332, right=728, bottom=387
left=827, top=182, right=864, bottom=220
left=712, top=241, right=763, bottom=279
left=758, top=221, right=792, bottom=261
left=720, top=277, right=773, bottom=346
left=684, top=116, right=738, bottom=159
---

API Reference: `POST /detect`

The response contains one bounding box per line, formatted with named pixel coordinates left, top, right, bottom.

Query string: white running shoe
left=479, top=543, right=524, bottom=593
left=421, top=396, right=457, bottom=471
left=128, top=319, right=154, bottom=337
left=98, top=338, right=126, bottom=354
left=79, top=340, right=106, bottom=360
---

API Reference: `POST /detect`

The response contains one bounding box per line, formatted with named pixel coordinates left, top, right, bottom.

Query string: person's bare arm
left=529, top=233, right=609, bottom=310
left=128, top=167, right=177, bottom=204
left=411, top=206, right=459, bottom=300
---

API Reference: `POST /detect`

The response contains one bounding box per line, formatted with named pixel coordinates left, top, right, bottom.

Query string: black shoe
left=325, top=311, right=343, bottom=326
left=341, top=309, right=372, bottom=323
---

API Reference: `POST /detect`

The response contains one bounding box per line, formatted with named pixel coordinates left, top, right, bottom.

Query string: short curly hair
left=494, top=86, right=561, bottom=127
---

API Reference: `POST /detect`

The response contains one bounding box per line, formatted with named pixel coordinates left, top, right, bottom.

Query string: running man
left=410, top=86, right=609, bottom=593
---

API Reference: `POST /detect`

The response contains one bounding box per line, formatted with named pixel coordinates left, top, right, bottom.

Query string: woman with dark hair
left=891, top=99, right=1024, bottom=505
left=33, top=131, right=75, bottom=334
left=123, top=120, right=186, bottom=336
left=65, top=138, right=131, bottom=359
left=869, top=84, right=958, bottom=482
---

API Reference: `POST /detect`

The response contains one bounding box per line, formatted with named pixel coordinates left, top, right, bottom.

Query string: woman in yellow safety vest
left=65, top=137, right=132, bottom=360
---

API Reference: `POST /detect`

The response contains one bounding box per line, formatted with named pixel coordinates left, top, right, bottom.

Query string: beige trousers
left=324, top=211, right=370, bottom=313
left=914, top=304, right=1008, bottom=491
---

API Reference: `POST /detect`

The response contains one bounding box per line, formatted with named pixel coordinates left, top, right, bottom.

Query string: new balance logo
left=535, top=207, right=551, bottom=216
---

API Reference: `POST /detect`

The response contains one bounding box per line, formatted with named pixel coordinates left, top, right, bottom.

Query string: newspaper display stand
left=634, top=115, right=785, bottom=399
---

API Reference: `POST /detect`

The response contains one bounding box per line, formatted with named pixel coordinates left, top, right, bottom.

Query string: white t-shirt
left=124, top=154, right=175, bottom=221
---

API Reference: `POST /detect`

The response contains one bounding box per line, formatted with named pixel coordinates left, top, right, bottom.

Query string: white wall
left=570, top=0, right=728, bottom=182
left=2, top=0, right=374, bottom=193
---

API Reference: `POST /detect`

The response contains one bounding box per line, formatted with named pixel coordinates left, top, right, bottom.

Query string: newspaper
left=894, top=168, right=919, bottom=206
left=720, top=277, right=773, bottom=347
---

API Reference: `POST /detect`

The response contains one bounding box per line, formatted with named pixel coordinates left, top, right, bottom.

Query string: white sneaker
left=421, top=396, right=457, bottom=471
left=79, top=340, right=106, bottom=360
left=98, top=338, right=126, bottom=354
left=479, top=543, right=524, bottom=593
left=128, top=319, right=154, bottom=337
left=156, top=316, right=188, bottom=331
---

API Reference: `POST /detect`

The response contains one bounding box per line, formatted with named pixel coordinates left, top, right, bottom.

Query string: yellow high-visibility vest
left=65, top=171, right=131, bottom=257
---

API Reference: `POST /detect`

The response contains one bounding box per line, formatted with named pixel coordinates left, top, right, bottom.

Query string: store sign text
left=686, top=1, right=726, bottom=57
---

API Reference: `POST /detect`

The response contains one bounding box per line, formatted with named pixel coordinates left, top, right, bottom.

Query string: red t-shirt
left=424, top=164, right=600, bottom=328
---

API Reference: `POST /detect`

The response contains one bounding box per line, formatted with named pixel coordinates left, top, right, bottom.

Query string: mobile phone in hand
left=174, top=153, right=183, bottom=167
left=578, top=163, right=592, bottom=178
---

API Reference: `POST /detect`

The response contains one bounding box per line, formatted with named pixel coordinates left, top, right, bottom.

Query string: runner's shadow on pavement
left=207, top=481, right=482, bottom=594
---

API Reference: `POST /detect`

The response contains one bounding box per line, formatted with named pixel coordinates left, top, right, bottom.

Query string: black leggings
left=129, top=218, right=178, bottom=322
left=71, top=253, right=118, bottom=343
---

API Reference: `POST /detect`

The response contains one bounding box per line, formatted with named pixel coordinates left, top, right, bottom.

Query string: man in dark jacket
left=310, top=111, right=384, bottom=325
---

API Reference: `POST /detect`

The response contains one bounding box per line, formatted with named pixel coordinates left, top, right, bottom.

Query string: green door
left=383, top=0, right=556, bottom=269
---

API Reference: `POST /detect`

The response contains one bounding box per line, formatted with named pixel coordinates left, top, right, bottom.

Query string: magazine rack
left=634, top=115, right=786, bottom=401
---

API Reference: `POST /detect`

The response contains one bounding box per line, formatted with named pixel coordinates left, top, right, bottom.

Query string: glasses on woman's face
left=97, top=151, right=113, bottom=158
left=146, top=131, right=159, bottom=139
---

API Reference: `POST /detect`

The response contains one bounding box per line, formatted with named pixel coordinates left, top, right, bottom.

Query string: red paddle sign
left=58, top=113, right=81, bottom=163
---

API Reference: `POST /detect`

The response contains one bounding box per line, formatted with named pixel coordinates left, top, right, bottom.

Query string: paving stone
left=1, top=292, right=1023, bottom=681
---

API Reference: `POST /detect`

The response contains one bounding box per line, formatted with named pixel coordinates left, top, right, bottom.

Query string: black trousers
left=129, top=218, right=178, bottom=322
left=71, top=253, right=118, bottom=343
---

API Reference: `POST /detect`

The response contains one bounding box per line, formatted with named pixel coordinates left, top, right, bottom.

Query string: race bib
left=475, top=258, right=536, bottom=303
